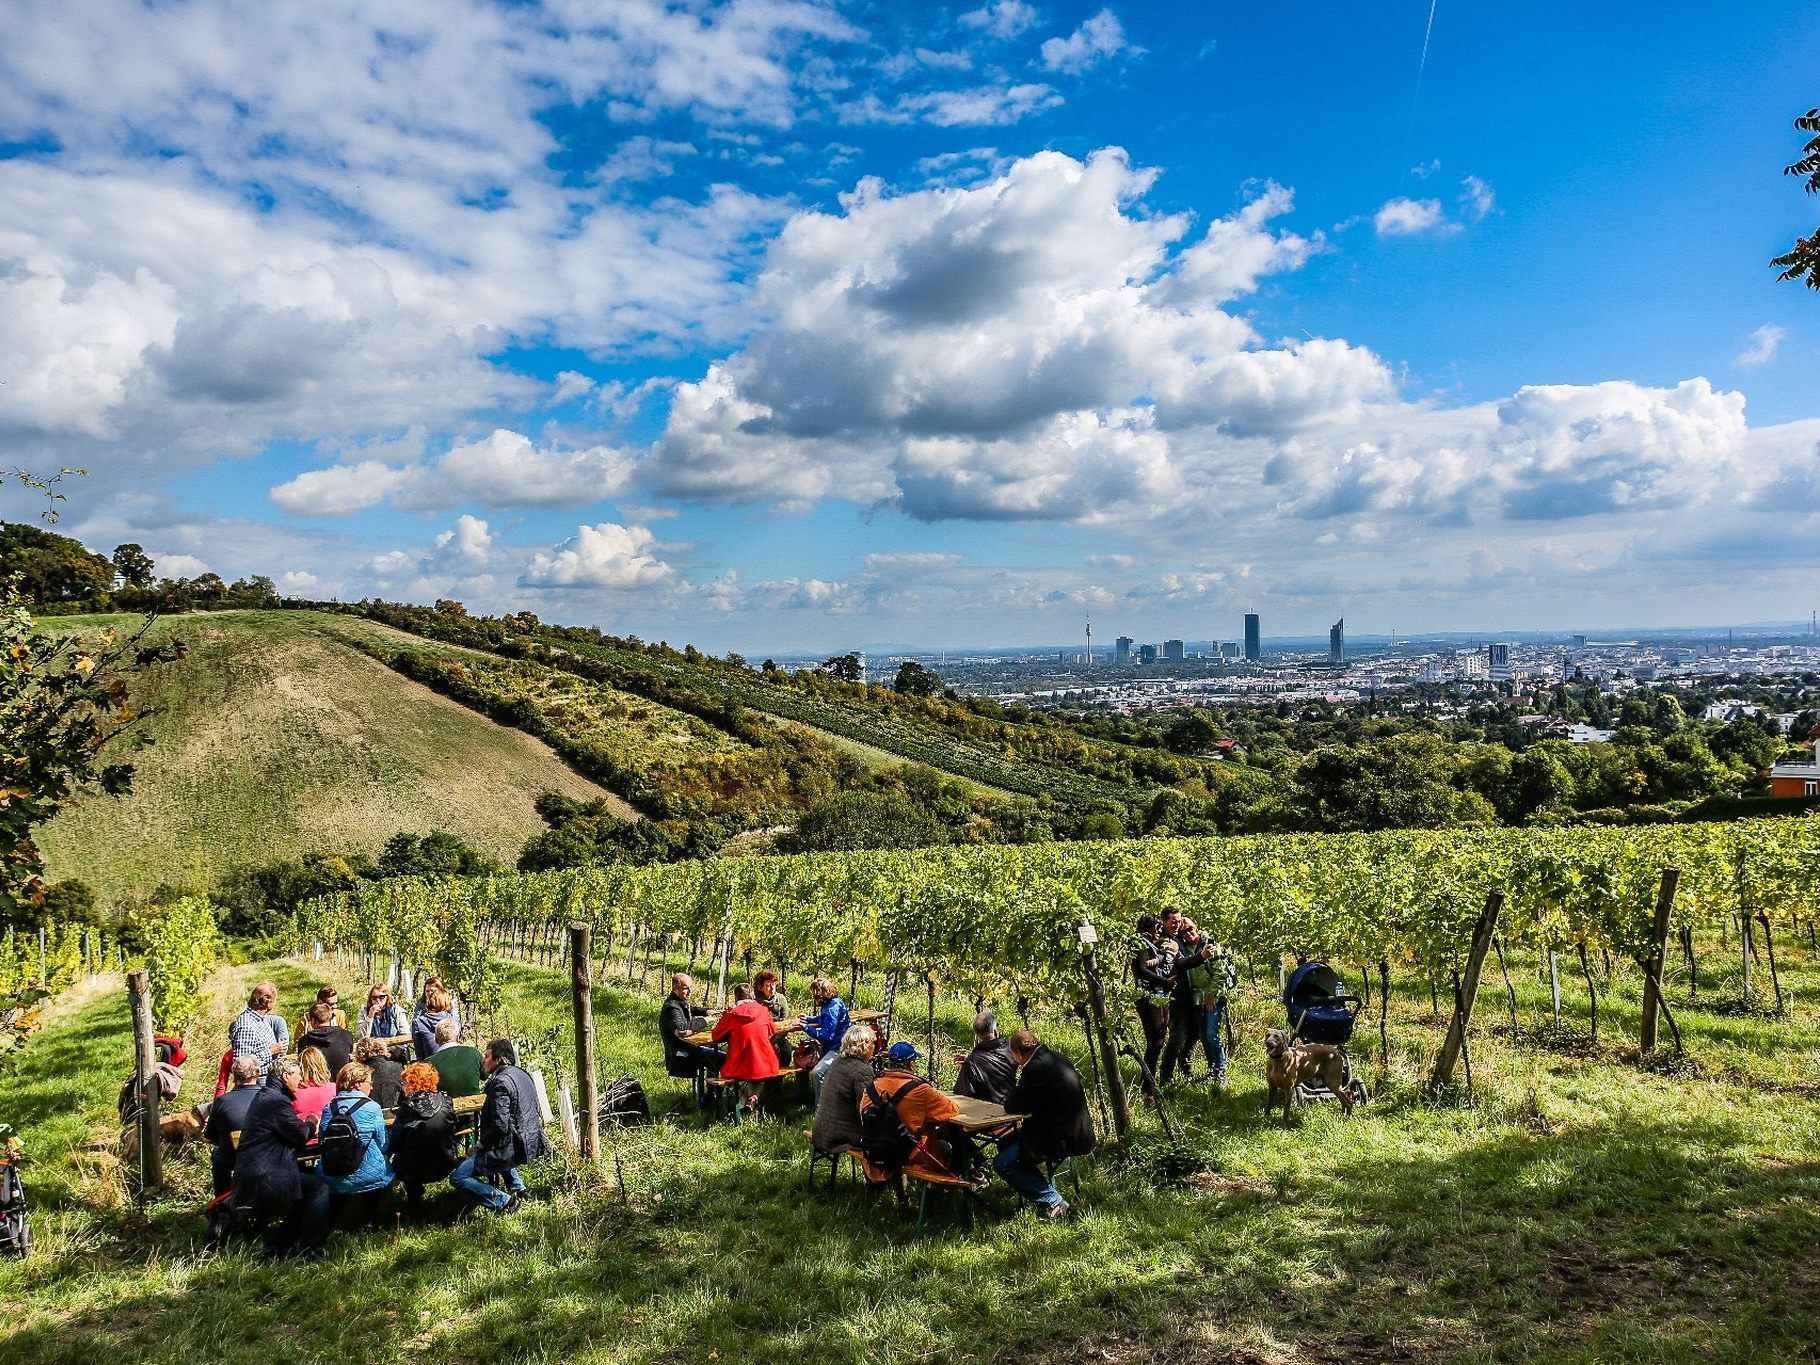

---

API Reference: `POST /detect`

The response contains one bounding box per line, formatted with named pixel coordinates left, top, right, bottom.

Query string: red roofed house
left=1769, top=727, right=1820, bottom=797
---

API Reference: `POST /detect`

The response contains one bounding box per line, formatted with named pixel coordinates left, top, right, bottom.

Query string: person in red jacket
left=711, top=984, right=780, bottom=1116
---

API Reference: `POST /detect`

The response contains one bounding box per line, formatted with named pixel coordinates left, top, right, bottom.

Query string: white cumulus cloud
left=1373, top=196, right=1452, bottom=236
left=1041, top=10, right=1128, bottom=74
left=520, top=522, right=676, bottom=590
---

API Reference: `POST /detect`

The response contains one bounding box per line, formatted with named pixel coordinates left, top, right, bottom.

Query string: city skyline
left=0, top=3, right=1816, bottom=653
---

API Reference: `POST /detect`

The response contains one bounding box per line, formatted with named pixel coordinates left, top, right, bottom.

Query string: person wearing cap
left=856, top=1040, right=961, bottom=1182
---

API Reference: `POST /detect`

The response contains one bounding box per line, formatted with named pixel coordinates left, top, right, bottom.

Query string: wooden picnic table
left=944, top=1095, right=1026, bottom=1133
left=682, top=1018, right=793, bottom=1047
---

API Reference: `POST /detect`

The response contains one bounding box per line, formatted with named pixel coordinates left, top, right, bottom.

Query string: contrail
left=1415, top=0, right=1439, bottom=95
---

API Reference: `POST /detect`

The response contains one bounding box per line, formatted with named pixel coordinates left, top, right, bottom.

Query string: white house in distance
left=1769, top=728, right=1820, bottom=797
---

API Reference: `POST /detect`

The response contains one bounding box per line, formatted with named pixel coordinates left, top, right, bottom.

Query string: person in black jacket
left=952, top=1011, right=1018, bottom=1106
left=449, top=1040, right=550, bottom=1214
left=391, top=1061, right=461, bottom=1215
left=231, top=1057, right=331, bottom=1259
left=658, top=973, right=722, bottom=1083
left=993, top=1030, right=1095, bottom=1221
left=295, top=1001, right=354, bottom=1078
left=1130, top=913, right=1177, bottom=1099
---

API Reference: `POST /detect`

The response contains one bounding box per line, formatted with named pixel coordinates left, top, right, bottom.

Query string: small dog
left=1263, top=1028, right=1353, bottom=1124
left=119, top=1105, right=207, bottom=1163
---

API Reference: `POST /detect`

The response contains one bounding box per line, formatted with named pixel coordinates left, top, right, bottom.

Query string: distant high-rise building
left=1329, top=618, right=1345, bottom=665
left=1163, top=639, right=1185, bottom=661
left=1488, top=642, right=1513, bottom=681
left=1243, top=612, right=1261, bottom=662
left=1115, top=635, right=1133, bottom=665
left=1138, top=643, right=1158, bottom=665
left=1572, top=634, right=1587, bottom=650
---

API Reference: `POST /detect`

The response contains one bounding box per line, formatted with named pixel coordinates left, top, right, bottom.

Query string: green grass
left=5, top=931, right=1820, bottom=1363
left=34, top=611, right=621, bottom=906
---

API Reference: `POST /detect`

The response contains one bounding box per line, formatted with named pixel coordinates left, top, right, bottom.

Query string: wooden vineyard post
left=1078, top=921, right=1131, bottom=1141
left=1639, top=868, right=1680, bottom=1053
left=570, top=922, right=600, bottom=1161
left=1427, top=890, right=1504, bottom=1094
left=128, top=968, right=162, bottom=1196
left=1547, top=948, right=1562, bottom=1027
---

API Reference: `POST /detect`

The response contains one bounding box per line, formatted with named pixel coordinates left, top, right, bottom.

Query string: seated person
left=810, top=1023, right=877, bottom=1156
left=659, top=973, right=721, bottom=1080
left=293, top=986, right=347, bottom=1043
left=354, top=1035, right=404, bottom=1109
left=295, top=1000, right=355, bottom=1078
left=857, top=1041, right=960, bottom=1183
left=428, top=1019, right=485, bottom=1099
left=391, top=1062, right=461, bottom=1215
left=712, top=983, right=781, bottom=1116
left=412, top=978, right=458, bottom=1061
left=449, top=1040, right=549, bottom=1215
left=952, top=1010, right=1018, bottom=1106
left=356, top=984, right=405, bottom=1040
left=232, top=1057, right=330, bottom=1261
left=797, top=977, right=851, bottom=1100
left=753, top=969, right=792, bottom=1066
left=993, top=1029, right=1096, bottom=1222
left=318, top=1061, right=394, bottom=1228
left=290, top=1046, right=338, bottom=1126
left=204, top=1055, right=264, bottom=1198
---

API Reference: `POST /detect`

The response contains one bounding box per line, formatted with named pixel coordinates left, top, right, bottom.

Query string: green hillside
left=34, top=611, right=621, bottom=905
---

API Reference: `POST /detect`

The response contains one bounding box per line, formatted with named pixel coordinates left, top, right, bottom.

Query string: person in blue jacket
left=317, top=1061, right=394, bottom=1229
left=798, top=977, right=851, bottom=1100
left=412, top=978, right=458, bottom=1061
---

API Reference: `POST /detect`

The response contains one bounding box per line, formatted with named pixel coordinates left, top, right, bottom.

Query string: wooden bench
left=704, top=1069, right=796, bottom=1120
left=804, top=1132, right=865, bottom=1190
left=901, top=1166, right=980, bottom=1235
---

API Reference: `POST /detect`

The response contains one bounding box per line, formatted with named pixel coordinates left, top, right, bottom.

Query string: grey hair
left=839, top=1023, right=877, bottom=1058
left=273, top=1057, right=302, bottom=1082
left=973, top=1011, right=998, bottom=1042
left=434, top=1017, right=460, bottom=1044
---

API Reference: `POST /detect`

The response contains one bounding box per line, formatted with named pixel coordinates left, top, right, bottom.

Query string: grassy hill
left=35, top=611, right=621, bottom=906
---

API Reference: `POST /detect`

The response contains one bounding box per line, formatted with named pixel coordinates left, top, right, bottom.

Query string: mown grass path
left=3, top=944, right=1819, bottom=1363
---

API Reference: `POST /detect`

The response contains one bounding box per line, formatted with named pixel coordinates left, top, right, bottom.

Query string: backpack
left=0, top=1160, right=29, bottom=1259
left=598, top=1076, right=651, bottom=1128
left=859, top=1076, right=927, bottom=1174
left=318, top=1096, right=376, bottom=1179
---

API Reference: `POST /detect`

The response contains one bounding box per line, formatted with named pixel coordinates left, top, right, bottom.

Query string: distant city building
left=1244, top=612, right=1261, bottom=662
left=1572, top=634, right=1588, bottom=649
left=1138, top=643, right=1158, bottom=665
left=1115, top=635, right=1133, bottom=665
left=1328, top=618, right=1345, bottom=665
left=1163, top=639, right=1185, bottom=661
left=1488, top=642, right=1512, bottom=681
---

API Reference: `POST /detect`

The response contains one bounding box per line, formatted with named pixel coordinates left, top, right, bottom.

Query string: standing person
left=428, top=1018, right=485, bottom=1099
left=994, top=1030, right=1095, bottom=1221
left=356, top=984, right=405, bottom=1040
left=293, top=986, right=347, bottom=1043
left=798, top=977, right=852, bottom=1100
left=354, top=1036, right=404, bottom=1109
left=810, top=1024, right=877, bottom=1157
left=412, top=979, right=459, bottom=1061
left=1170, top=921, right=1237, bottom=1089
left=753, top=969, right=792, bottom=1066
left=229, top=983, right=286, bottom=1081
left=449, top=1040, right=549, bottom=1215
left=952, top=1011, right=1018, bottom=1106
left=391, top=1062, right=460, bottom=1217
left=658, top=973, right=722, bottom=1084
left=712, top=983, right=781, bottom=1117
left=290, top=1047, right=337, bottom=1126
left=1129, top=914, right=1176, bottom=1100
left=295, top=1000, right=355, bottom=1077
left=317, top=1062, right=393, bottom=1229
left=232, top=1058, right=330, bottom=1260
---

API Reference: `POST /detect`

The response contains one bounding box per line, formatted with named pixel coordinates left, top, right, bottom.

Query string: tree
left=892, top=660, right=942, bottom=697
left=0, top=522, right=114, bottom=603
left=1162, top=709, right=1220, bottom=755
left=822, top=652, right=863, bottom=683
left=376, top=830, right=496, bottom=879
left=1772, top=107, right=1820, bottom=289
left=111, top=543, right=155, bottom=589
left=778, top=792, right=950, bottom=854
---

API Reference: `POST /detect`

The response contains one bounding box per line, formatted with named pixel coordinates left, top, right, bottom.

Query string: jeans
left=993, top=1141, right=1062, bottom=1209
left=1201, top=1005, right=1228, bottom=1080
left=811, top=1049, right=838, bottom=1102
left=451, top=1154, right=525, bottom=1210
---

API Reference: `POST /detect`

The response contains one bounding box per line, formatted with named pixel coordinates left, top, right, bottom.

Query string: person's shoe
left=500, top=1196, right=524, bottom=1215
left=1038, top=1200, right=1070, bottom=1222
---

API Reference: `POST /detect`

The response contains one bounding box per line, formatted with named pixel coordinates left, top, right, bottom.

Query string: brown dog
left=1263, top=1028, right=1353, bottom=1124
left=119, top=1105, right=207, bottom=1163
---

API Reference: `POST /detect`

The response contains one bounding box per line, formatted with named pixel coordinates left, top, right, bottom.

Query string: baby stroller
left=1282, top=961, right=1370, bottom=1107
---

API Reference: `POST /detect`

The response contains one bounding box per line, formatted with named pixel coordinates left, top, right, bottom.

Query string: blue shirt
left=316, top=1091, right=393, bottom=1194
left=802, top=997, right=851, bottom=1051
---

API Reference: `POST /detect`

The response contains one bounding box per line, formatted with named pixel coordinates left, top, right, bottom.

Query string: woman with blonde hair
left=290, top=1046, right=337, bottom=1126
left=411, top=977, right=457, bottom=1060
left=390, top=1061, right=460, bottom=1214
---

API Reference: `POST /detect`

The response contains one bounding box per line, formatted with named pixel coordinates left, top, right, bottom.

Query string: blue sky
left=1, top=0, right=1816, bottom=651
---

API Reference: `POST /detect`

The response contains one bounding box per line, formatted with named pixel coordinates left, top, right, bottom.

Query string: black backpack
left=318, top=1096, right=376, bottom=1179
left=598, top=1076, right=651, bottom=1128
left=0, top=1160, right=29, bottom=1259
left=859, top=1076, right=927, bottom=1174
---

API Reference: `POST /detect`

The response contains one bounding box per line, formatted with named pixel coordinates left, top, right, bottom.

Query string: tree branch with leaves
left=1772, top=106, right=1820, bottom=290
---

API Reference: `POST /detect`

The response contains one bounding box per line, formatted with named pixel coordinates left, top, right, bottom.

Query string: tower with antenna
left=1083, top=616, right=1093, bottom=667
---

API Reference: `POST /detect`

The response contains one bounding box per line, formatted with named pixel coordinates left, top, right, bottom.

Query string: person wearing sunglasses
left=356, top=984, right=404, bottom=1041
